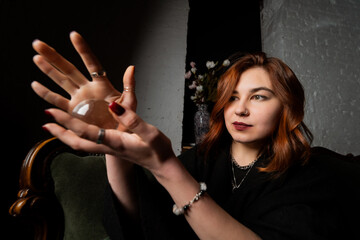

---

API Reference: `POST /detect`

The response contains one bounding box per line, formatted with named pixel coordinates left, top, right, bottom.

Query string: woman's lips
left=232, top=122, right=252, bottom=131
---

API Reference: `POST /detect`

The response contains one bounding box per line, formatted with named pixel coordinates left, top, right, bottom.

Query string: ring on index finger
left=91, top=70, right=107, bottom=78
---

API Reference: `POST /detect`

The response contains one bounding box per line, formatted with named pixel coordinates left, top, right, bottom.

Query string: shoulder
left=284, top=147, right=360, bottom=214
left=310, top=146, right=360, bottom=164
left=285, top=146, right=360, bottom=183
left=248, top=147, right=360, bottom=238
left=270, top=146, right=360, bottom=204
left=307, top=146, right=360, bottom=178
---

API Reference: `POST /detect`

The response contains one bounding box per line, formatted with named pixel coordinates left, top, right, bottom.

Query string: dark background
left=183, top=0, right=261, bottom=145
left=1, top=0, right=260, bottom=238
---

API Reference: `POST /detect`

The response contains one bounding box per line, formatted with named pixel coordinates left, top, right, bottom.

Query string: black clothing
left=103, top=147, right=360, bottom=239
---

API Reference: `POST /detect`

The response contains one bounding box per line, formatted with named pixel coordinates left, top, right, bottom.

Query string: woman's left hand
left=43, top=102, right=176, bottom=173
left=31, top=31, right=137, bottom=120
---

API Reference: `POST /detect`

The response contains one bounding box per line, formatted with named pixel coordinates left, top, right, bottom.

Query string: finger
left=31, top=81, right=69, bottom=110
left=70, top=31, right=105, bottom=78
left=109, top=103, right=175, bottom=162
left=46, top=108, right=105, bottom=139
left=45, top=108, right=135, bottom=153
left=32, top=39, right=88, bottom=86
left=33, top=55, right=78, bottom=94
left=119, top=66, right=137, bottom=111
left=43, top=122, right=114, bottom=154
left=109, top=102, right=158, bottom=143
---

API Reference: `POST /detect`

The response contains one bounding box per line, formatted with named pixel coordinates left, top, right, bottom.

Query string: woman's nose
left=235, top=101, right=249, bottom=117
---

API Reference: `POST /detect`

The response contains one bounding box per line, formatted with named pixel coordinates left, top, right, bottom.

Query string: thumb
left=120, top=65, right=137, bottom=111
left=109, top=101, right=157, bottom=143
left=123, top=65, right=135, bottom=89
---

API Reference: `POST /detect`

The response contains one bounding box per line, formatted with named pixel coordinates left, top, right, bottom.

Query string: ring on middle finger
left=96, top=128, right=106, bottom=144
left=91, top=70, right=107, bottom=78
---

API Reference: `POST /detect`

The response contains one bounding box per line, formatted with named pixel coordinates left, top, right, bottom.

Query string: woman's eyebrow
left=232, top=87, right=275, bottom=95
left=249, top=87, right=275, bottom=95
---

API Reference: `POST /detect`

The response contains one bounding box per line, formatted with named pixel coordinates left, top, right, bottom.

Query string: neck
left=231, top=141, right=262, bottom=166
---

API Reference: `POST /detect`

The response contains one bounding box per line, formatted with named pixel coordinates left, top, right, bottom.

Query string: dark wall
left=1, top=0, right=147, bottom=238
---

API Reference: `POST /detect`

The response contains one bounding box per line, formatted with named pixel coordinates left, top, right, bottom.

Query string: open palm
left=31, top=31, right=137, bottom=120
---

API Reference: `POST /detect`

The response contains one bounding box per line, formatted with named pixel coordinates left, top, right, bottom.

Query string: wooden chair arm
left=9, top=137, right=73, bottom=240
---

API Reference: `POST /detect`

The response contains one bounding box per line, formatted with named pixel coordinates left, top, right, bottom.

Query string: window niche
left=182, top=0, right=262, bottom=147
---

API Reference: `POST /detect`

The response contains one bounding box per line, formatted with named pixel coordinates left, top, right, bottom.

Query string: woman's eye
left=229, top=96, right=239, bottom=101
left=252, top=95, right=267, bottom=100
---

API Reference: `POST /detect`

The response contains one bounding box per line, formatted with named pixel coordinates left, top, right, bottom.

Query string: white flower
left=190, top=95, right=196, bottom=101
left=198, top=74, right=204, bottom=80
left=223, top=59, right=230, bottom=66
left=191, top=67, right=197, bottom=74
left=206, top=61, right=216, bottom=69
left=185, top=71, right=192, bottom=79
left=196, top=85, right=203, bottom=92
left=189, top=81, right=197, bottom=89
left=190, top=61, right=196, bottom=68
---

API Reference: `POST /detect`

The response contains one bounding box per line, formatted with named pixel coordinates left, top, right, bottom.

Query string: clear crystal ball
left=71, top=99, right=118, bottom=129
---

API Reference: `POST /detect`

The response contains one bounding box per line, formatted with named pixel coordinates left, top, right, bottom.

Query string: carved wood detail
left=9, top=137, right=71, bottom=240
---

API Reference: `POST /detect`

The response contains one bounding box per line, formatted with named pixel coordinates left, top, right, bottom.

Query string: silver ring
left=91, top=70, right=107, bottom=78
left=96, top=129, right=105, bottom=144
left=123, top=86, right=135, bottom=92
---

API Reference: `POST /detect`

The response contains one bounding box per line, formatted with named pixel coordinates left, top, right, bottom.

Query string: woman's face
left=223, top=67, right=282, bottom=147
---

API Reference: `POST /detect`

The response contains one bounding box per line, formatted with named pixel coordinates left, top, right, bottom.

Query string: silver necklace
left=231, top=155, right=258, bottom=170
left=231, top=155, right=259, bottom=191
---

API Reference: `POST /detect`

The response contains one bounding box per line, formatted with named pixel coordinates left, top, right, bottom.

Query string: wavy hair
left=199, top=52, right=313, bottom=175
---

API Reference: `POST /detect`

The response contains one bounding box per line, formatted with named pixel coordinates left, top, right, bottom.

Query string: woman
left=32, top=32, right=359, bottom=239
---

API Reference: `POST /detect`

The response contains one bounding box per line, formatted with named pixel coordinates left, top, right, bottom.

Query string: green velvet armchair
left=9, top=137, right=110, bottom=240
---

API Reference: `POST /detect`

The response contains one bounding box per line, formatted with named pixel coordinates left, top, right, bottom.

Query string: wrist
left=151, top=156, right=201, bottom=212
left=106, top=154, right=135, bottom=176
left=151, top=155, right=199, bottom=192
left=151, top=155, right=183, bottom=181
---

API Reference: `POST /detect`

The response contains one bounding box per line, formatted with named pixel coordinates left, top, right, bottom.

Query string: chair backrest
left=9, top=137, right=109, bottom=240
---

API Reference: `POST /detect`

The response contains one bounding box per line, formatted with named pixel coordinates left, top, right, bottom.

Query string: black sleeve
left=102, top=177, right=145, bottom=240
left=102, top=152, right=201, bottom=240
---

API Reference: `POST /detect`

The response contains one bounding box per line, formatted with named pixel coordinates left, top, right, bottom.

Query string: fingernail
left=42, top=125, right=49, bottom=132
left=32, top=39, right=40, bottom=46
left=70, top=31, right=78, bottom=36
left=109, top=102, right=125, bottom=116
left=44, top=110, right=54, bottom=121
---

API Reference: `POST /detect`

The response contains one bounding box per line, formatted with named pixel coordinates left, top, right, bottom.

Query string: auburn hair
left=199, top=52, right=313, bottom=175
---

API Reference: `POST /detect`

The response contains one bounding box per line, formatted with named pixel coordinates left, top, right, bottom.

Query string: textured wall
left=261, top=0, right=360, bottom=155
left=131, top=0, right=189, bottom=155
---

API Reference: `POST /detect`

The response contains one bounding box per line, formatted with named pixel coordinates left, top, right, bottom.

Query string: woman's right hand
left=31, top=31, right=137, bottom=125
left=31, top=32, right=142, bottom=217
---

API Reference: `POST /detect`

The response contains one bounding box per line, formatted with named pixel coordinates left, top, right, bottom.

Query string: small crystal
left=71, top=99, right=118, bottom=129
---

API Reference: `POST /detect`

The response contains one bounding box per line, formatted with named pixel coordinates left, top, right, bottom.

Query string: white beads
left=172, top=182, right=207, bottom=216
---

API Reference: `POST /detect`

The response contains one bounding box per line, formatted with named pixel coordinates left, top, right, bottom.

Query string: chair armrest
left=9, top=137, right=68, bottom=239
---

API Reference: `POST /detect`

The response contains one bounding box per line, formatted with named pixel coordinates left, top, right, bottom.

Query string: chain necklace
left=231, top=155, right=258, bottom=170
left=231, top=155, right=260, bottom=192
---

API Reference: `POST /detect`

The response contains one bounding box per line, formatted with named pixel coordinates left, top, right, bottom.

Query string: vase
left=194, top=104, right=210, bottom=144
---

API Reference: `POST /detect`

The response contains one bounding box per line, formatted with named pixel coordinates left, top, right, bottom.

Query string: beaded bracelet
left=172, top=182, right=207, bottom=216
